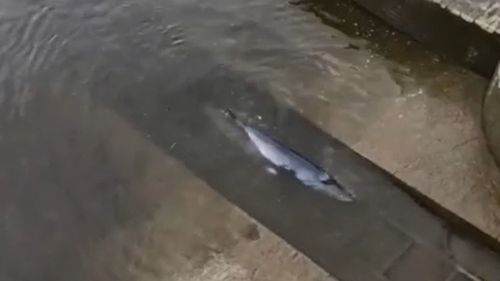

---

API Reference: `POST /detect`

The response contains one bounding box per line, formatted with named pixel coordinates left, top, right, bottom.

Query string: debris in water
left=172, top=39, right=184, bottom=46
left=316, top=94, right=330, bottom=103
left=266, top=166, right=278, bottom=175
left=170, top=142, right=177, bottom=150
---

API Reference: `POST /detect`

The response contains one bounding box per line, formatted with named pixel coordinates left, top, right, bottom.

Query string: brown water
left=1, top=0, right=499, bottom=280
left=0, top=0, right=391, bottom=280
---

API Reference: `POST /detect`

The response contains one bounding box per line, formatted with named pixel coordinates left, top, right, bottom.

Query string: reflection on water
left=0, top=0, right=499, bottom=280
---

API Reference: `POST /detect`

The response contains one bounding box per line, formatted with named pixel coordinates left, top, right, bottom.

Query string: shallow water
left=0, top=0, right=393, bottom=279
left=1, top=0, right=499, bottom=280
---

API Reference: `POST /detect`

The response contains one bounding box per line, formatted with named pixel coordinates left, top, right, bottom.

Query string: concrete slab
left=95, top=51, right=500, bottom=281
left=385, top=244, right=455, bottom=281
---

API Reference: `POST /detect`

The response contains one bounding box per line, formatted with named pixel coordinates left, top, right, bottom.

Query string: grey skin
left=224, top=109, right=355, bottom=202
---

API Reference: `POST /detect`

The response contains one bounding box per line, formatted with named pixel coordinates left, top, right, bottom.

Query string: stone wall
left=431, top=0, right=500, bottom=34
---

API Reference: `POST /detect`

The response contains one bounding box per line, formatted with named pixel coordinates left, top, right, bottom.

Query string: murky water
left=0, top=0, right=499, bottom=280
left=0, top=0, right=389, bottom=280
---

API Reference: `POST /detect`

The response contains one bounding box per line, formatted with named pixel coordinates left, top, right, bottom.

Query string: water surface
left=1, top=0, right=499, bottom=280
